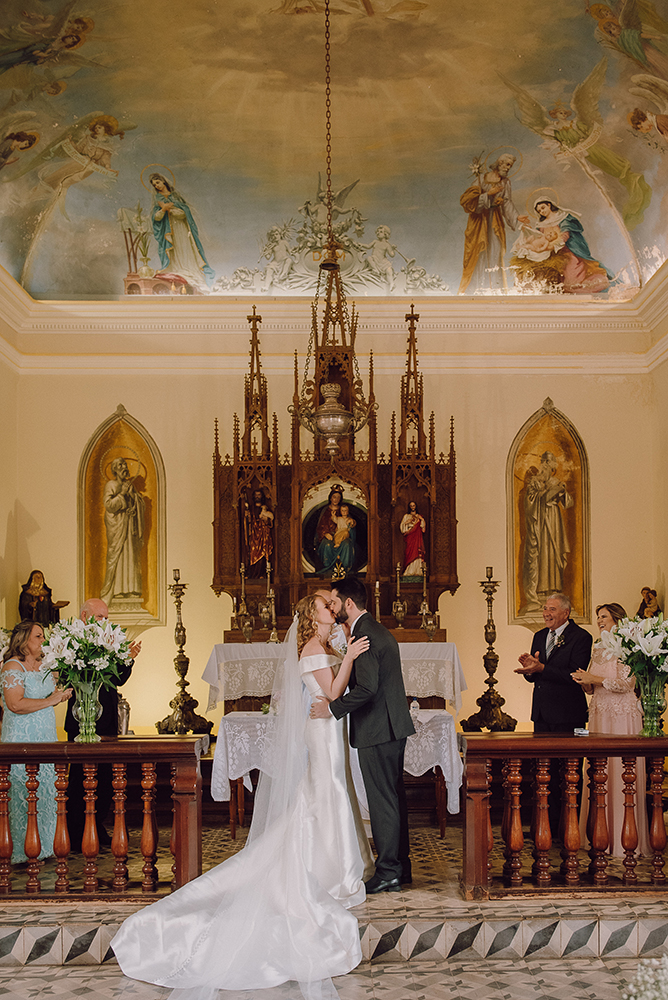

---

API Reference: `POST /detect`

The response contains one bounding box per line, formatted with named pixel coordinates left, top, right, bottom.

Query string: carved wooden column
left=0, top=763, right=12, bottom=893
left=560, top=757, right=581, bottom=886
left=24, top=763, right=42, bottom=893
left=171, top=757, right=202, bottom=889
left=620, top=756, right=639, bottom=885
left=531, top=757, right=552, bottom=886
left=462, top=755, right=491, bottom=899
left=111, top=762, right=129, bottom=892
left=502, top=758, right=524, bottom=886
left=587, top=757, right=609, bottom=885
left=53, top=763, right=70, bottom=893
left=649, top=755, right=667, bottom=884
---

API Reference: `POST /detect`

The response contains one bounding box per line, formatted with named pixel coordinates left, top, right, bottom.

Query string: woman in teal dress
left=1, top=621, right=72, bottom=863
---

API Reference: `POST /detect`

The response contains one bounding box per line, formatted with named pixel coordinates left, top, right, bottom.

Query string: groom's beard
left=335, top=609, right=348, bottom=625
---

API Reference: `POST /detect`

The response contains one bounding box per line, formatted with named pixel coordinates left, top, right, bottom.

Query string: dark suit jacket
left=329, top=613, right=415, bottom=748
left=64, top=660, right=134, bottom=739
left=525, top=620, right=591, bottom=729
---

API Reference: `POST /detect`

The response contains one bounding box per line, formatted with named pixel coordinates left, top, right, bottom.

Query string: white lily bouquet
left=42, top=617, right=133, bottom=742
left=600, top=614, right=668, bottom=736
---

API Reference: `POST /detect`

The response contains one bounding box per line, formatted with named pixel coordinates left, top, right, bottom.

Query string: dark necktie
left=546, top=630, right=556, bottom=658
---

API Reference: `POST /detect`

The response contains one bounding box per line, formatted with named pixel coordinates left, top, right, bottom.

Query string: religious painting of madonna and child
left=1, top=1, right=668, bottom=300
left=506, top=399, right=591, bottom=628
left=301, top=481, right=367, bottom=580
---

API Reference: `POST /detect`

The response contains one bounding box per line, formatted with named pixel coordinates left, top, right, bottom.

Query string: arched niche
left=506, top=397, right=590, bottom=630
left=78, top=404, right=166, bottom=637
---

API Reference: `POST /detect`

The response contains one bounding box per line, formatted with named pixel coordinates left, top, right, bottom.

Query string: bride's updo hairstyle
left=295, top=595, right=320, bottom=657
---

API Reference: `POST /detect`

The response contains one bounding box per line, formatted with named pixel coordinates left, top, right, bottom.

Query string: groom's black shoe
left=365, top=874, right=401, bottom=894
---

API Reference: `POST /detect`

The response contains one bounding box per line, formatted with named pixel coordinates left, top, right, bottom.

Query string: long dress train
left=111, top=652, right=373, bottom=996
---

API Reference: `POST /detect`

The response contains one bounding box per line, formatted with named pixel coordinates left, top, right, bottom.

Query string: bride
left=111, top=593, right=374, bottom=998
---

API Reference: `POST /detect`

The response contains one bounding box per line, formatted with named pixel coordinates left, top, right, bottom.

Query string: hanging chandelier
left=290, top=0, right=375, bottom=459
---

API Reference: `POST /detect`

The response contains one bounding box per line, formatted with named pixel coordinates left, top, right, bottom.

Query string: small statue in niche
left=637, top=586, right=662, bottom=619
left=19, top=570, right=69, bottom=625
left=400, top=501, right=426, bottom=577
left=243, top=487, right=274, bottom=578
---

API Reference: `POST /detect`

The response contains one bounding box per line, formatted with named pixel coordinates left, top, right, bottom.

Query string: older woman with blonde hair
left=573, top=603, right=650, bottom=857
left=1, top=620, right=72, bottom=863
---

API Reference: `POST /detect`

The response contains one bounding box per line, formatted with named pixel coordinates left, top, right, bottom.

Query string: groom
left=310, top=576, right=415, bottom=893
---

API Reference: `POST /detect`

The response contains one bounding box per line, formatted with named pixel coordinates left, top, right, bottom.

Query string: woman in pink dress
left=572, top=603, right=650, bottom=857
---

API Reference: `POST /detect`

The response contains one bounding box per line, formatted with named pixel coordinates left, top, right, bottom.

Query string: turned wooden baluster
left=560, top=757, right=581, bottom=885
left=648, top=755, right=667, bottom=884
left=141, top=761, right=158, bottom=892
left=486, top=758, right=493, bottom=878
left=111, top=763, right=129, bottom=892
left=501, top=760, right=510, bottom=846
left=0, top=763, right=12, bottom=893
left=587, top=756, right=609, bottom=885
left=82, top=763, right=99, bottom=893
left=502, top=758, right=524, bottom=886
left=620, top=756, right=639, bottom=885
left=532, top=757, right=552, bottom=886
left=24, top=763, right=42, bottom=893
left=53, top=763, right=70, bottom=893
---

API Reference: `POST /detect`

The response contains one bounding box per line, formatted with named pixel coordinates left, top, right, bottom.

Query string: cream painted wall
left=0, top=361, right=18, bottom=629
left=0, top=352, right=656, bottom=734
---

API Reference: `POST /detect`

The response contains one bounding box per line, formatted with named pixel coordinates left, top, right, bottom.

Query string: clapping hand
left=515, top=652, right=544, bottom=675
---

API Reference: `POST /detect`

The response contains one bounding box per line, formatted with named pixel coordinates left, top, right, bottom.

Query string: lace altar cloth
left=211, top=709, right=463, bottom=814
left=203, top=641, right=467, bottom=713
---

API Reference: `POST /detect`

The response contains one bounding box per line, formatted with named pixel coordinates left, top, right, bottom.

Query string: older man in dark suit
left=515, top=591, right=592, bottom=830
left=310, top=576, right=415, bottom=893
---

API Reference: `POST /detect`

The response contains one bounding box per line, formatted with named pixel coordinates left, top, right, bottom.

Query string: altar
left=202, top=640, right=467, bottom=713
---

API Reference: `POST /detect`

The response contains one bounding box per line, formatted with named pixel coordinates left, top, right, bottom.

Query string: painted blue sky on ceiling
left=0, top=0, right=667, bottom=300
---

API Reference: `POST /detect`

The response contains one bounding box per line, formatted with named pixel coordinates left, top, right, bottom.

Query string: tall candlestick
left=239, top=563, right=247, bottom=616
left=265, top=560, right=271, bottom=597
left=395, top=562, right=401, bottom=599
left=375, top=581, right=381, bottom=621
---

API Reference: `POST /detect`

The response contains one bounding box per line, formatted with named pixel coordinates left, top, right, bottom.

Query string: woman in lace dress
left=112, top=594, right=374, bottom=997
left=573, top=603, right=651, bottom=857
left=1, top=621, right=72, bottom=863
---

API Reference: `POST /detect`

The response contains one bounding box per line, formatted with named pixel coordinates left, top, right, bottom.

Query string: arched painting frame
left=506, top=397, right=590, bottom=630
left=78, top=404, right=166, bottom=636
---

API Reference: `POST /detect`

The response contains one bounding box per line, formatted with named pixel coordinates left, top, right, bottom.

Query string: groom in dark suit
left=310, top=576, right=415, bottom=893
left=515, top=591, right=592, bottom=830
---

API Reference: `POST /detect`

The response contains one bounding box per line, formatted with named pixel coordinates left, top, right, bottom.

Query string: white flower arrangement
left=623, top=956, right=668, bottom=1000
left=42, top=617, right=132, bottom=690
left=600, top=613, right=668, bottom=683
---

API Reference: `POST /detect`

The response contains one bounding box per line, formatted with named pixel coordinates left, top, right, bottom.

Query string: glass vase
left=638, top=672, right=667, bottom=737
left=72, top=679, right=103, bottom=743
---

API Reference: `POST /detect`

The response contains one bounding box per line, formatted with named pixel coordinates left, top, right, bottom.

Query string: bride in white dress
left=111, top=593, right=374, bottom=999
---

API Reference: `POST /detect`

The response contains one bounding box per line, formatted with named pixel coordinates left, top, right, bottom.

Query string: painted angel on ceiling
left=502, top=57, right=649, bottom=285
left=0, top=2, right=99, bottom=80
left=0, top=110, right=39, bottom=171
left=589, top=0, right=668, bottom=80
left=628, top=72, right=668, bottom=143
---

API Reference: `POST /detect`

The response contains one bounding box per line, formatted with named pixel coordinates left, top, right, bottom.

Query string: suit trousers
left=358, top=737, right=409, bottom=880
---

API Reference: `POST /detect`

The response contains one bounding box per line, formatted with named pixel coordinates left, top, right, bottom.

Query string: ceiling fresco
left=0, top=0, right=667, bottom=301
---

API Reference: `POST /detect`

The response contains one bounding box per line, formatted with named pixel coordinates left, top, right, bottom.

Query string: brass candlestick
left=230, top=596, right=239, bottom=631
left=157, top=569, right=213, bottom=736
left=238, top=563, right=248, bottom=617
left=392, top=563, right=407, bottom=629
left=268, top=589, right=280, bottom=643
left=375, top=581, right=381, bottom=621
left=461, top=566, right=517, bottom=733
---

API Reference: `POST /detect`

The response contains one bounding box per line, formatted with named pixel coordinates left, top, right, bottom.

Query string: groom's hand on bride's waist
left=310, top=695, right=332, bottom=719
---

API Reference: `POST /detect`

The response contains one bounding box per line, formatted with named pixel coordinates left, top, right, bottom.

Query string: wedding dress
left=111, top=624, right=373, bottom=999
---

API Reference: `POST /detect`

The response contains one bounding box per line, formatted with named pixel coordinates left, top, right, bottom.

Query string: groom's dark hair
left=333, top=576, right=368, bottom=610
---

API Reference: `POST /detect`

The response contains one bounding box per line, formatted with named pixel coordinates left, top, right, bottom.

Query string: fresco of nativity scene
left=0, top=0, right=667, bottom=301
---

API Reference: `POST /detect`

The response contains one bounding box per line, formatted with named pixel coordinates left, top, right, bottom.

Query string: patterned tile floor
left=0, top=957, right=646, bottom=999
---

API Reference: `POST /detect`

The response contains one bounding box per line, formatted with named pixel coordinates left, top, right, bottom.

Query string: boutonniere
left=554, top=633, right=566, bottom=649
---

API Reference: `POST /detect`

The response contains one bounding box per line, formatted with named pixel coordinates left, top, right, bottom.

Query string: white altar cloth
left=203, top=641, right=467, bottom=713
left=211, top=709, right=462, bottom=814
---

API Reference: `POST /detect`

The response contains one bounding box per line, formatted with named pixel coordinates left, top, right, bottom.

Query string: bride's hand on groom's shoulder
left=348, top=636, right=369, bottom=659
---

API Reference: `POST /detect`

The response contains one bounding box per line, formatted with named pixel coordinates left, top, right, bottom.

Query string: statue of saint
left=100, top=457, right=145, bottom=607
left=400, top=501, right=426, bottom=577
left=521, top=451, right=573, bottom=612
left=243, top=488, right=274, bottom=578
left=19, top=570, right=69, bottom=624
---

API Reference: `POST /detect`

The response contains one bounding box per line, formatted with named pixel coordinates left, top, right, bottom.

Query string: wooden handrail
left=462, top=732, right=668, bottom=899
left=0, top=736, right=206, bottom=899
